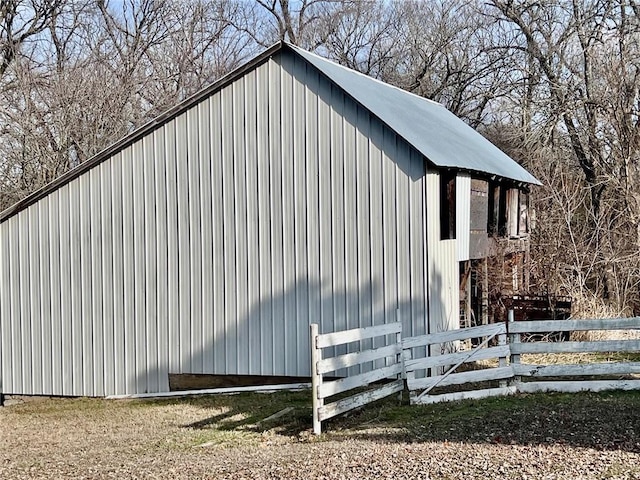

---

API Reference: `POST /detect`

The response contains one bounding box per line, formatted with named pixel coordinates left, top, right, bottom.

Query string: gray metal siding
left=457, top=174, right=471, bottom=262
left=426, top=171, right=460, bottom=338
left=0, top=51, right=451, bottom=396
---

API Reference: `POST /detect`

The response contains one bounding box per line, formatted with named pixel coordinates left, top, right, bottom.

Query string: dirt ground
left=1, top=391, right=640, bottom=479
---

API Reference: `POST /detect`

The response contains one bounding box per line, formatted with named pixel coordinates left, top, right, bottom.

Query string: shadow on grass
left=145, top=388, right=640, bottom=453
left=326, top=389, right=640, bottom=453
left=141, top=390, right=314, bottom=436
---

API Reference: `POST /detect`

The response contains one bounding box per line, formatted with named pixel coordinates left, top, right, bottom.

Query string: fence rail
left=509, top=316, right=640, bottom=394
left=310, top=322, right=403, bottom=434
left=311, top=314, right=640, bottom=433
left=403, top=322, right=510, bottom=404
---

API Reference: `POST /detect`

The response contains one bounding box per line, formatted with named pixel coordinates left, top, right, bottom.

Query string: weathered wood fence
left=310, top=322, right=404, bottom=434
left=509, top=312, right=640, bottom=393
left=310, top=313, right=640, bottom=433
left=403, top=322, right=514, bottom=404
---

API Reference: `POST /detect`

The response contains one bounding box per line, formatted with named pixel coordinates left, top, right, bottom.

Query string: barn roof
left=289, top=45, right=540, bottom=186
left=0, top=41, right=538, bottom=223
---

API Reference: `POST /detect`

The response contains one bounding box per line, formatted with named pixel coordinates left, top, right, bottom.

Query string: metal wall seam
left=198, top=100, right=214, bottom=377
left=292, top=54, right=310, bottom=372
left=175, top=112, right=190, bottom=374
left=121, top=146, right=136, bottom=394
left=111, top=153, right=126, bottom=395
left=143, top=133, right=159, bottom=392
left=233, top=77, right=250, bottom=375
left=58, top=184, right=73, bottom=395
left=187, top=102, right=203, bottom=375
left=28, top=205, right=41, bottom=394
left=317, top=65, right=334, bottom=349
left=304, top=58, right=321, bottom=360
left=282, top=55, right=298, bottom=375
left=90, top=167, right=104, bottom=397
left=100, top=160, right=115, bottom=396
left=368, top=112, right=384, bottom=360
left=330, top=79, right=349, bottom=354
left=8, top=217, right=20, bottom=393
left=255, top=61, right=272, bottom=376
left=245, top=69, right=261, bottom=376
left=269, top=58, right=284, bottom=374
left=154, top=127, right=170, bottom=393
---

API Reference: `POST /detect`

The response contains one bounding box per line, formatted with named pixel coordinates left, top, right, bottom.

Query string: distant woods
left=1, top=0, right=639, bottom=314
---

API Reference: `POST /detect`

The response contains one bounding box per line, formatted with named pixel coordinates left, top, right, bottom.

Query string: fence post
left=498, top=326, right=508, bottom=388
left=310, top=323, right=322, bottom=435
left=396, top=319, right=404, bottom=402
left=508, top=309, right=521, bottom=388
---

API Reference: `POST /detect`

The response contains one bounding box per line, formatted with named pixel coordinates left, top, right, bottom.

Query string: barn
left=0, top=42, right=539, bottom=398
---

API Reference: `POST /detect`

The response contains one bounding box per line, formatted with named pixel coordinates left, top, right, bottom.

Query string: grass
left=7, top=386, right=640, bottom=449
left=3, top=389, right=640, bottom=479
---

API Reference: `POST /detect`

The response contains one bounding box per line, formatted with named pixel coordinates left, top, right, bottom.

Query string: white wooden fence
left=310, top=322, right=404, bottom=434
left=509, top=313, right=640, bottom=393
left=310, top=314, right=640, bottom=433
left=403, top=322, right=513, bottom=404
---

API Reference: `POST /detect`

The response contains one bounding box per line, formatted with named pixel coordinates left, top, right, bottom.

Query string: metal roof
left=289, top=44, right=541, bottom=185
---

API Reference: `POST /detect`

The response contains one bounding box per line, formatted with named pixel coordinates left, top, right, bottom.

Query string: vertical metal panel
left=0, top=215, right=8, bottom=394
left=304, top=59, right=321, bottom=353
left=409, top=149, right=428, bottom=343
left=164, top=122, right=180, bottom=377
left=209, top=93, right=226, bottom=374
left=382, top=127, right=398, bottom=328
left=99, top=161, right=115, bottom=396
left=281, top=53, right=297, bottom=373
left=317, top=67, right=334, bottom=338
left=175, top=112, right=190, bottom=373
left=58, top=185, right=73, bottom=394
left=187, top=106, right=202, bottom=374
left=233, top=78, right=249, bottom=374
left=132, top=140, right=146, bottom=393
left=48, top=193, right=62, bottom=394
left=244, top=70, right=261, bottom=375
left=121, top=146, right=136, bottom=393
left=154, top=127, right=170, bottom=392
left=110, top=153, right=126, bottom=395
left=457, top=174, right=471, bottom=262
left=292, top=54, right=310, bottom=370
left=28, top=205, right=41, bottom=394
left=143, top=134, right=158, bottom=391
left=222, top=82, right=237, bottom=374
left=197, top=101, right=214, bottom=375
left=89, top=168, right=104, bottom=396
left=356, top=100, right=375, bottom=340
left=269, top=59, right=285, bottom=373
left=18, top=209, right=31, bottom=393
left=38, top=199, right=52, bottom=394
left=79, top=173, right=94, bottom=395
left=255, top=62, right=272, bottom=375
left=68, top=179, right=83, bottom=395
left=9, top=216, right=22, bottom=393
left=368, top=115, right=385, bottom=333
left=396, top=140, right=412, bottom=334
